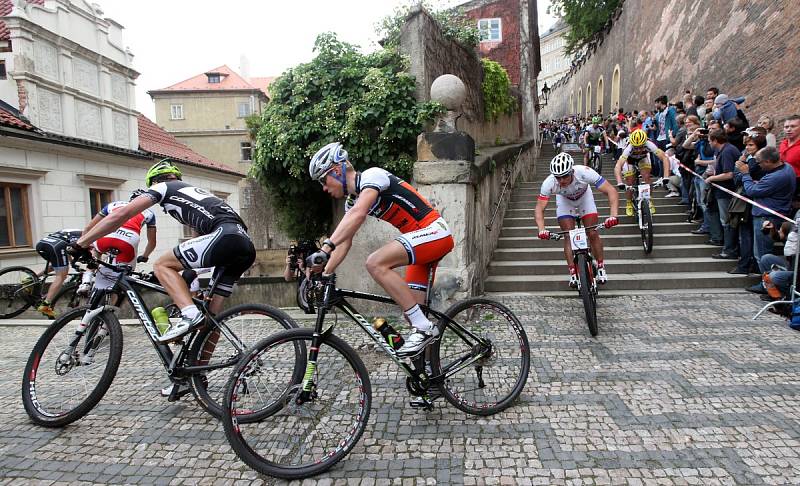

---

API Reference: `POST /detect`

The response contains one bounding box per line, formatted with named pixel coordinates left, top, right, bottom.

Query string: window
left=0, top=60, right=6, bottom=80
left=0, top=183, right=32, bottom=248
left=207, top=73, right=221, bottom=83
left=478, top=18, right=502, bottom=42
left=237, top=102, right=252, bottom=118
left=240, top=142, right=252, bottom=161
left=170, top=104, right=184, bottom=120
left=89, top=188, right=112, bottom=217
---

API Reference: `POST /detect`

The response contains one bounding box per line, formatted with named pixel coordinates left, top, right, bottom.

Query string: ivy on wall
left=481, top=59, right=516, bottom=121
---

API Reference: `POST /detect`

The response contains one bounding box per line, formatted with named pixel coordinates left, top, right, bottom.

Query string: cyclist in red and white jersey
left=82, top=190, right=157, bottom=295
left=306, top=142, right=454, bottom=357
left=536, top=153, right=619, bottom=287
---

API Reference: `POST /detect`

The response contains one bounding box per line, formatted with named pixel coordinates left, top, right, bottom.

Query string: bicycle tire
left=50, top=282, right=84, bottom=317
left=0, top=266, right=39, bottom=319
left=187, top=304, right=300, bottom=418
left=431, top=298, right=530, bottom=416
left=576, top=253, right=598, bottom=337
left=222, top=327, right=371, bottom=480
left=590, top=152, right=602, bottom=173
left=640, top=199, right=654, bottom=254
left=21, top=306, right=123, bottom=427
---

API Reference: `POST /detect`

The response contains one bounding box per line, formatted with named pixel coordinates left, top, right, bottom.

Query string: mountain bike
left=21, top=255, right=298, bottom=427
left=588, top=144, right=603, bottom=173
left=623, top=164, right=657, bottom=255
left=551, top=223, right=607, bottom=337
left=0, top=262, right=91, bottom=319
left=221, top=270, right=530, bottom=479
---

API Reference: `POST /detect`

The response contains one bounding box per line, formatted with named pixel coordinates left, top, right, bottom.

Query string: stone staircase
left=485, top=145, right=757, bottom=295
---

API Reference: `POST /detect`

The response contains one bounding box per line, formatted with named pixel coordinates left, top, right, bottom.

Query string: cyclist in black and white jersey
left=34, top=229, right=82, bottom=318
left=72, top=159, right=255, bottom=343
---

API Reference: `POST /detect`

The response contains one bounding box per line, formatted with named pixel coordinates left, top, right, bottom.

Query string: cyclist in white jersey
left=536, top=153, right=620, bottom=286
left=613, top=128, right=670, bottom=216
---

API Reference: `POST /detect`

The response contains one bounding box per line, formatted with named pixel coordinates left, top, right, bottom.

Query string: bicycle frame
left=294, top=272, right=492, bottom=403
left=552, top=222, right=603, bottom=292
left=66, top=262, right=245, bottom=380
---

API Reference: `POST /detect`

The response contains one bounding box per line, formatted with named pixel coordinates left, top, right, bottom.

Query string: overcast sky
left=99, top=0, right=556, bottom=120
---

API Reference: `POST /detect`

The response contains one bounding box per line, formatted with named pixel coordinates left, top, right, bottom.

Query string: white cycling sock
left=181, top=305, right=200, bottom=320
left=81, top=271, right=93, bottom=284
left=404, top=304, right=433, bottom=332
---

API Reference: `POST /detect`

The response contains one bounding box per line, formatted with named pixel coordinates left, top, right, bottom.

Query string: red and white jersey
left=538, top=166, right=606, bottom=202
left=99, top=201, right=156, bottom=233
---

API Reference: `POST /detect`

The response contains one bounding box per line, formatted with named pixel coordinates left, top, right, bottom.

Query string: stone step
left=484, top=272, right=757, bottom=292
left=504, top=205, right=688, bottom=216
left=491, top=244, right=718, bottom=261
left=500, top=222, right=697, bottom=237
left=495, top=232, right=707, bottom=248
left=507, top=199, right=684, bottom=209
left=488, top=257, right=732, bottom=276
left=503, top=213, right=690, bottom=226
left=486, top=288, right=746, bottom=298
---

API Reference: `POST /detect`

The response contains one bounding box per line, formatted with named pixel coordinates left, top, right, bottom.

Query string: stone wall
left=542, top=0, right=800, bottom=125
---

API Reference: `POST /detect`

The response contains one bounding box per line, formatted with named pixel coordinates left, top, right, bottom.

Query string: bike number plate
left=569, top=228, right=589, bottom=251
left=593, top=145, right=601, bottom=154
left=638, top=184, right=651, bottom=200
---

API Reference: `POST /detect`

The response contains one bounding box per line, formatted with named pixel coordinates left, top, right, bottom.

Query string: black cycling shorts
left=35, top=236, right=70, bottom=270
left=173, top=223, right=255, bottom=297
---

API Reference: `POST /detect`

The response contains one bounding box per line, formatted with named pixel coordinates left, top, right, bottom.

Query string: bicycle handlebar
left=549, top=224, right=605, bottom=241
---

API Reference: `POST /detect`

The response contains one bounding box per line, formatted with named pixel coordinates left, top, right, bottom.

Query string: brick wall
left=542, top=0, right=800, bottom=126
left=463, top=0, right=522, bottom=86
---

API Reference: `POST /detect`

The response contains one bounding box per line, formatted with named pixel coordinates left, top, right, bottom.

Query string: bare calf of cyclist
left=536, top=153, right=620, bottom=286
left=583, top=117, right=605, bottom=166
left=79, top=190, right=158, bottom=300
left=72, top=159, right=255, bottom=343
left=614, top=129, right=670, bottom=216
left=306, top=142, right=455, bottom=357
left=33, top=229, right=82, bottom=318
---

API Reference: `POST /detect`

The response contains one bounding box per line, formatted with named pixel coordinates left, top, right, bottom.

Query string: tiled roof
left=248, top=76, right=277, bottom=98
left=137, top=114, right=243, bottom=176
left=0, top=106, right=34, bottom=130
left=150, top=65, right=265, bottom=94
left=0, top=0, right=44, bottom=41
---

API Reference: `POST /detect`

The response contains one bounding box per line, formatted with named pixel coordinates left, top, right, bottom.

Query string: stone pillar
left=412, top=75, right=477, bottom=308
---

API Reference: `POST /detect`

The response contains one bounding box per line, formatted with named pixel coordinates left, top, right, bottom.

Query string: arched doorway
left=586, top=83, right=592, bottom=116
left=569, top=91, right=574, bottom=114
left=597, top=76, right=604, bottom=115
left=577, top=88, right=583, bottom=117
left=611, top=64, right=621, bottom=111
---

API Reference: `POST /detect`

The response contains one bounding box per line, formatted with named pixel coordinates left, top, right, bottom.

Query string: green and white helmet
left=145, top=159, right=182, bottom=187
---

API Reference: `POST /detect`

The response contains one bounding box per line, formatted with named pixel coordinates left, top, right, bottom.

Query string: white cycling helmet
left=549, top=152, right=574, bottom=177
left=309, top=142, right=349, bottom=182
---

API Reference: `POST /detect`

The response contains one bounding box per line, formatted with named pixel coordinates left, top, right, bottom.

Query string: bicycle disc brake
left=55, top=347, right=77, bottom=375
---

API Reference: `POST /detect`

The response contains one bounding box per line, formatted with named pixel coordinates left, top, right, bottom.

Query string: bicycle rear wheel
left=640, top=199, right=654, bottom=254
left=21, top=306, right=123, bottom=427
left=576, top=253, right=598, bottom=337
left=50, top=282, right=86, bottom=318
left=187, top=304, right=299, bottom=418
left=430, top=298, right=530, bottom=416
left=222, top=328, right=371, bottom=480
left=0, top=266, right=40, bottom=319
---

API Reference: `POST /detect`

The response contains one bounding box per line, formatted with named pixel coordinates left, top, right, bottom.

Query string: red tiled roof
left=248, top=76, right=277, bottom=98
left=150, top=65, right=264, bottom=94
left=0, top=0, right=44, bottom=41
left=137, top=114, right=243, bottom=176
left=0, top=106, right=34, bottom=130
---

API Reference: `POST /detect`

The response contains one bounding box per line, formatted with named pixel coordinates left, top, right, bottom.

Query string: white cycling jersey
left=538, top=166, right=605, bottom=202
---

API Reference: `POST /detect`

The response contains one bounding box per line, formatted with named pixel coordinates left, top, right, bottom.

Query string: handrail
left=485, top=146, right=525, bottom=231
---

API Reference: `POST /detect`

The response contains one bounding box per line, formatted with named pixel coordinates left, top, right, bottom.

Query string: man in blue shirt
left=705, top=129, right=742, bottom=258
left=737, top=146, right=796, bottom=261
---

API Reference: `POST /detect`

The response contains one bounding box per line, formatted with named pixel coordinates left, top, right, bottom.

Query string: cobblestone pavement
left=1, top=292, right=800, bottom=485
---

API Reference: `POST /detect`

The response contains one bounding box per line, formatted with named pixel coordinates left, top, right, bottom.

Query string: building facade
left=0, top=0, right=244, bottom=270
left=538, top=19, right=570, bottom=97
left=147, top=66, right=271, bottom=172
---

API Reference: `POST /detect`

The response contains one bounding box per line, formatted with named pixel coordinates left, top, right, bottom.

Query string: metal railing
left=485, top=146, right=526, bottom=231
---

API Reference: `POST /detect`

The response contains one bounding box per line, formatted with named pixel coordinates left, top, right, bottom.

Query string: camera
left=288, top=240, right=320, bottom=272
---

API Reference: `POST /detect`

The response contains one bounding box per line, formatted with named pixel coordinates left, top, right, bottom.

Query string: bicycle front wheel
left=576, top=253, right=598, bottom=337
left=187, top=304, right=299, bottom=418
left=222, top=328, right=371, bottom=480
left=640, top=199, right=654, bottom=254
left=591, top=152, right=602, bottom=173
left=0, top=266, right=39, bottom=319
left=21, top=306, right=123, bottom=427
left=431, top=298, right=530, bottom=416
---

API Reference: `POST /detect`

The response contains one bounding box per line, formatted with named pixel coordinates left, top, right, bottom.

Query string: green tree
left=376, top=1, right=479, bottom=49
left=481, top=59, right=516, bottom=121
left=249, top=33, right=443, bottom=240
left=548, top=0, right=622, bottom=55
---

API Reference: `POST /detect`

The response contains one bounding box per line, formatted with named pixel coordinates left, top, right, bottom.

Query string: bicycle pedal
left=164, top=383, right=191, bottom=402
left=409, top=398, right=435, bottom=411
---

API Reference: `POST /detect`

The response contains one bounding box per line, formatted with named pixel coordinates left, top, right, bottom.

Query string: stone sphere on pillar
left=430, top=74, right=466, bottom=111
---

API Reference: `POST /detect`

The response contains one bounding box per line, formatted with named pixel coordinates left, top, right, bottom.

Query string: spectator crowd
left=541, top=89, right=800, bottom=319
